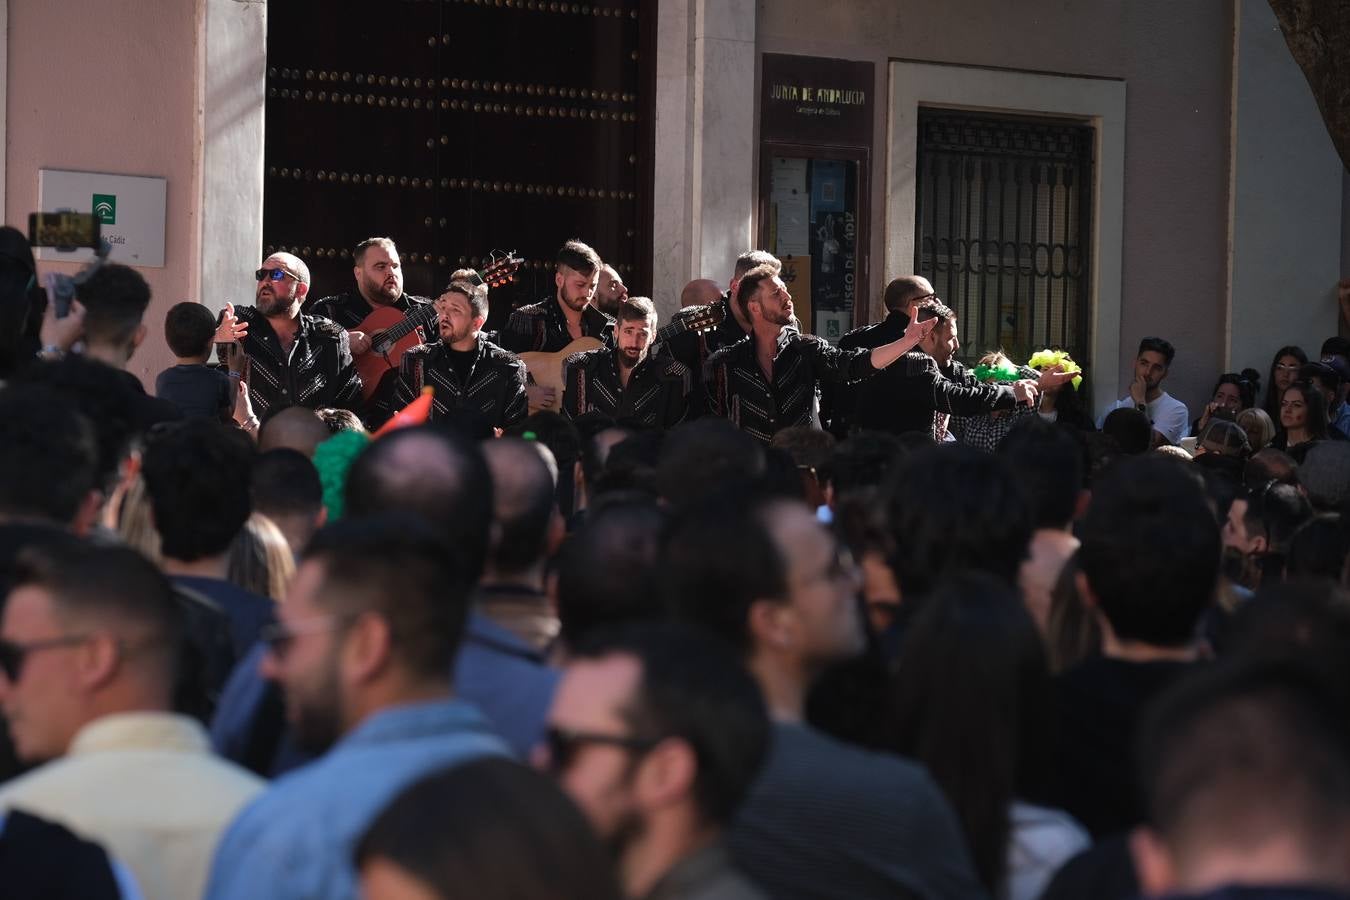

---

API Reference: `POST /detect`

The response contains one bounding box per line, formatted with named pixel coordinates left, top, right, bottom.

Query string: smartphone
left=28, top=212, right=101, bottom=250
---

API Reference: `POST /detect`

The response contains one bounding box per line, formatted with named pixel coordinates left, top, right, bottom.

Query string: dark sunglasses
left=0, top=635, right=89, bottom=682
left=255, top=267, right=298, bottom=283
left=543, top=726, right=660, bottom=772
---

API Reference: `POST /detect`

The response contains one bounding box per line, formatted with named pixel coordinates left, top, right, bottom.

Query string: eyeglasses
left=542, top=726, right=660, bottom=773
left=259, top=614, right=353, bottom=661
left=0, top=634, right=90, bottom=682
left=1275, top=363, right=1302, bottom=373
left=255, top=267, right=299, bottom=283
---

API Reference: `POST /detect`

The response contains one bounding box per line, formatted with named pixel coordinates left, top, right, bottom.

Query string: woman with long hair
left=1262, top=345, right=1307, bottom=423
left=888, top=573, right=1087, bottom=900
left=1192, top=371, right=1259, bottom=436
left=1273, top=380, right=1327, bottom=456
left=226, top=513, right=295, bottom=602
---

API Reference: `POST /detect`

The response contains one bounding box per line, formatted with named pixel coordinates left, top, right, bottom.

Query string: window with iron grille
left=915, top=109, right=1095, bottom=372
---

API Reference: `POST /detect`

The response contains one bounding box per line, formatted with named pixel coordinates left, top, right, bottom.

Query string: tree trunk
left=1268, top=0, right=1350, bottom=170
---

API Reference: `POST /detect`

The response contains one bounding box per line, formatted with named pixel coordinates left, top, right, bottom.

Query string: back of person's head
left=656, top=418, right=765, bottom=511
left=770, top=425, right=835, bottom=472
left=0, top=386, right=98, bottom=527
left=226, top=512, right=296, bottom=602
left=1301, top=361, right=1342, bottom=401
left=344, top=425, right=493, bottom=583
left=141, top=418, right=256, bottom=562
left=883, top=444, right=1033, bottom=603
left=1243, top=480, right=1314, bottom=555
left=15, top=355, right=153, bottom=492
left=882, top=275, right=933, bottom=313
left=1138, top=336, right=1175, bottom=367
left=828, top=431, right=905, bottom=500
left=662, top=489, right=786, bottom=654
left=591, top=429, right=662, bottom=499
left=1284, top=515, right=1350, bottom=583
left=257, top=406, right=330, bottom=456
left=998, top=418, right=1084, bottom=530
left=570, top=623, right=770, bottom=827
left=1046, top=550, right=1100, bottom=673
left=889, top=572, right=1053, bottom=894
left=1236, top=407, right=1277, bottom=454
left=76, top=263, right=150, bottom=350
left=1194, top=419, right=1250, bottom=461
left=1102, top=407, right=1152, bottom=454
left=11, top=541, right=183, bottom=705
left=1323, top=336, right=1350, bottom=362
left=508, top=411, right=581, bottom=518
left=163, top=302, right=217, bottom=359
left=0, top=227, right=36, bottom=379
left=316, top=407, right=367, bottom=436
left=1080, top=456, right=1219, bottom=647
left=1227, top=581, right=1350, bottom=690
left=356, top=758, right=623, bottom=900
left=302, top=514, right=472, bottom=681
left=1245, top=446, right=1297, bottom=487
left=1133, top=660, right=1350, bottom=895
left=556, top=498, right=667, bottom=648
left=251, top=448, right=323, bottom=529
left=482, top=438, right=557, bottom=576
left=1297, top=440, right=1350, bottom=512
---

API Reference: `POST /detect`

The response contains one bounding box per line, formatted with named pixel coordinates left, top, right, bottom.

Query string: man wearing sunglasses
left=214, top=252, right=364, bottom=421
left=0, top=542, right=263, bottom=900
left=541, top=623, right=770, bottom=900
left=205, top=515, right=507, bottom=900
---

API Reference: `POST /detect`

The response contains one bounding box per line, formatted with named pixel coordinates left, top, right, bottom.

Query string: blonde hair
left=116, top=475, right=161, bottom=565
left=226, top=513, right=295, bottom=603
left=1236, top=407, right=1276, bottom=452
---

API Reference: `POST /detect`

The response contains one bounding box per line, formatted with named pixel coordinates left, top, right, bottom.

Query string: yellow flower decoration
left=1027, top=349, right=1083, bottom=390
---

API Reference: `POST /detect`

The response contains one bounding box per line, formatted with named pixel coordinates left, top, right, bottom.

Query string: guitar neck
left=380, top=303, right=438, bottom=345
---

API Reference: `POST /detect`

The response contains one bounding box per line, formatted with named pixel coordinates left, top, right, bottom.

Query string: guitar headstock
left=681, top=302, right=726, bottom=335
left=481, top=251, right=524, bottom=289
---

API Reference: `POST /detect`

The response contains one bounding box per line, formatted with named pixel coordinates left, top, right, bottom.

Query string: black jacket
left=562, top=347, right=694, bottom=429
left=389, top=336, right=528, bottom=430
left=233, top=306, right=363, bottom=417
left=499, top=296, right=614, bottom=353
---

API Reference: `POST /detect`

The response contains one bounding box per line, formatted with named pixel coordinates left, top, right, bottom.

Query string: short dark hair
left=1286, top=515, right=1350, bottom=582
left=882, top=276, right=933, bottom=313
left=344, top=426, right=494, bottom=584
left=77, top=263, right=151, bottom=348
left=442, top=268, right=490, bottom=319
left=882, top=444, right=1033, bottom=603
left=734, top=264, right=779, bottom=322
left=0, top=386, right=97, bottom=524
left=304, top=514, right=471, bottom=680
left=555, top=240, right=600, bottom=277
left=353, top=237, right=396, bottom=266
left=662, top=489, right=787, bottom=654
left=572, top=622, right=771, bottom=826
left=556, top=499, right=667, bottom=647
left=251, top=448, right=323, bottom=522
left=164, top=302, right=218, bottom=359
left=316, top=407, right=366, bottom=436
left=1301, top=361, right=1341, bottom=394
left=1137, top=660, right=1350, bottom=860
left=655, top=418, right=765, bottom=512
left=356, top=758, right=623, bottom=900
left=1101, top=407, right=1152, bottom=455
left=12, top=541, right=183, bottom=687
left=998, top=418, right=1084, bottom=530
left=828, top=431, right=905, bottom=499
left=1321, top=336, right=1350, bottom=360
left=914, top=298, right=956, bottom=325
left=733, top=250, right=780, bottom=280
left=1080, top=456, right=1219, bottom=646
left=483, top=438, right=556, bottom=577
left=1240, top=481, right=1313, bottom=553
left=142, top=419, right=256, bottom=561
left=616, top=296, right=657, bottom=326
left=1137, top=336, right=1176, bottom=367
left=507, top=412, right=581, bottom=519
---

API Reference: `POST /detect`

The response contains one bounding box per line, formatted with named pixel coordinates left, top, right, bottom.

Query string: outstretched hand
left=214, top=302, right=249, bottom=344
left=903, top=315, right=937, bottom=342
left=1037, top=366, right=1078, bottom=393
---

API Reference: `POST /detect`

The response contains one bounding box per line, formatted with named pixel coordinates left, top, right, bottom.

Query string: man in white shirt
left=1098, top=336, right=1190, bottom=445
left=0, top=542, right=263, bottom=900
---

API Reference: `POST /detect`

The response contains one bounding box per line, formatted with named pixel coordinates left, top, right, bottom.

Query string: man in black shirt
left=216, top=252, right=363, bottom=419
left=662, top=250, right=781, bottom=379
left=705, top=265, right=932, bottom=443
left=305, top=237, right=432, bottom=349
left=387, top=270, right=527, bottom=431
left=851, top=299, right=1071, bottom=439
left=499, top=240, right=614, bottom=414
left=561, top=297, right=694, bottom=430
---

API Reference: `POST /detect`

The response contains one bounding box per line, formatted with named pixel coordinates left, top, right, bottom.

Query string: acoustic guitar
left=354, top=253, right=522, bottom=401
left=519, top=303, right=726, bottom=414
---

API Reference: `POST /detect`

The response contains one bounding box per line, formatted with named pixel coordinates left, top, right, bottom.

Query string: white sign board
left=36, top=169, right=167, bottom=267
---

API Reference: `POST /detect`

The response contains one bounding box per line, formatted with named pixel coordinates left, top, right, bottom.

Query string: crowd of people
left=0, top=222, right=1348, bottom=900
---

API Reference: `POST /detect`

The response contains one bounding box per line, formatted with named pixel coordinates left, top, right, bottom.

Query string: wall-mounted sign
left=761, top=54, right=874, bottom=147
left=36, top=169, right=167, bottom=267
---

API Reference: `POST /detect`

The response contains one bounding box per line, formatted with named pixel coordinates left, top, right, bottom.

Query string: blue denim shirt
left=209, top=611, right=557, bottom=774
left=203, top=698, right=507, bottom=900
